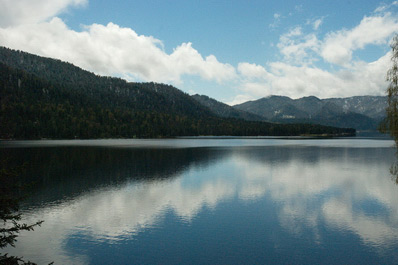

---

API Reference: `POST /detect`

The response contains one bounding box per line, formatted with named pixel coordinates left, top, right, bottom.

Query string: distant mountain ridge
left=322, top=96, right=386, bottom=120
left=0, top=46, right=354, bottom=139
left=234, top=95, right=386, bottom=131
left=191, top=94, right=266, bottom=122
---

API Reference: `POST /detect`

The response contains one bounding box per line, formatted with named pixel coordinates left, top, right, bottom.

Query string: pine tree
left=381, top=35, right=398, bottom=145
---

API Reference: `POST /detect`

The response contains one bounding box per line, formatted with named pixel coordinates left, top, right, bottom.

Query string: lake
left=2, top=138, right=398, bottom=264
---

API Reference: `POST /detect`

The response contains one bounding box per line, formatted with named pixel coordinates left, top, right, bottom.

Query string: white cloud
left=321, top=14, right=398, bottom=66
left=305, top=17, right=324, bottom=30
left=312, top=18, right=323, bottom=30
left=240, top=82, right=272, bottom=97
left=374, top=1, right=398, bottom=13
left=276, top=13, right=398, bottom=67
left=232, top=10, right=398, bottom=102
left=0, top=0, right=87, bottom=27
left=225, top=94, right=256, bottom=106
left=283, top=26, right=302, bottom=38
left=269, top=54, right=391, bottom=98
left=0, top=0, right=397, bottom=102
left=7, top=141, right=398, bottom=263
left=170, top=43, right=236, bottom=83
left=237, top=62, right=271, bottom=79
left=0, top=0, right=236, bottom=85
left=0, top=18, right=236, bottom=84
left=277, top=28, right=320, bottom=64
left=230, top=51, right=391, bottom=103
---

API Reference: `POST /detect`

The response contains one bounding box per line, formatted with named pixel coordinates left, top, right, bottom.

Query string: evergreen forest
left=0, top=47, right=355, bottom=139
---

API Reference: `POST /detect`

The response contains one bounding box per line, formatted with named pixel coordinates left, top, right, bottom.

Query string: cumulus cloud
left=277, top=12, right=398, bottom=67
left=0, top=0, right=236, bottom=85
left=238, top=62, right=272, bottom=79
left=277, top=27, right=320, bottom=64
left=0, top=0, right=87, bottom=27
left=229, top=9, right=398, bottom=104
left=226, top=94, right=257, bottom=106
left=321, top=14, right=398, bottom=65
left=0, top=18, right=236, bottom=84
left=231, top=51, right=391, bottom=104
left=1, top=0, right=397, bottom=103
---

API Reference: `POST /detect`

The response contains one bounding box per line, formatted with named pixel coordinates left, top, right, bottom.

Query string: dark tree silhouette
left=0, top=46, right=355, bottom=139
left=0, top=162, right=43, bottom=265
left=381, top=35, right=398, bottom=144
left=379, top=34, right=398, bottom=184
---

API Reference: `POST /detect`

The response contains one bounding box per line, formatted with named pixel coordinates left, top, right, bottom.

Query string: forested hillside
left=0, top=47, right=355, bottom=139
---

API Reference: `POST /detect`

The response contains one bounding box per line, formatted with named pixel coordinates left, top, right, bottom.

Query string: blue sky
left=1, top=0, right=398, bottom=104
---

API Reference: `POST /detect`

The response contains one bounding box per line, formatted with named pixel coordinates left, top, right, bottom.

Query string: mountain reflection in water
left=2, top=139, right=398, bottom=264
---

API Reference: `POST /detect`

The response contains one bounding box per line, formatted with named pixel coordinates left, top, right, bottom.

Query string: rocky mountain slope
left=234, top=95, right=386, bottom=131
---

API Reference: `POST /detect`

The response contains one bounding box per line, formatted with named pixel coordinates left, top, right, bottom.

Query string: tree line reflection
left=2, top=141, right=398, bottom=264
left=0, top=146, right=230, bottom=208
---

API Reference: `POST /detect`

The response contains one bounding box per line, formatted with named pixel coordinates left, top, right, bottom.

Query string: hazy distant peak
left=298, top=96, right=321, bottom=101
left=234, top=94, right=387, bottom=131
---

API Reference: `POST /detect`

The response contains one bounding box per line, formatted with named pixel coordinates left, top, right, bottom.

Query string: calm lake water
left=2, top=138, right=398, bottom=264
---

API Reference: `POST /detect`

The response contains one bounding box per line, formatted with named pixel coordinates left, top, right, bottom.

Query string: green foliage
left=0, top=46, right=355, bottom=139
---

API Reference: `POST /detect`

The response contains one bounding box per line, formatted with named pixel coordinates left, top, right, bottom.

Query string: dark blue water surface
left=2, top=138, right=398, bottom=264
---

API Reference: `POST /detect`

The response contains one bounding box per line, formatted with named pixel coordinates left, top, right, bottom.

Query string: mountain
left=0, top=46, right=355, bottom=139
left=0, top=47, right=213, bottom=119
left=234, top=95, right=386, bottom=131
left=322, top=96, right=386, bottom=120
left=191, top=94, right=265, bottom=121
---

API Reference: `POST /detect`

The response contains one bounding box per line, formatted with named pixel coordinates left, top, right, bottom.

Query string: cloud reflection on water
left=234, top=147, right=398, bottom=248
left=4, top=140, right=398, bottom=264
